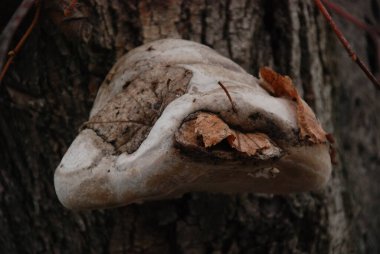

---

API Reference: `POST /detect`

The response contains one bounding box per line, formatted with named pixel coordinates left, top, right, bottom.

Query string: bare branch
left=322, top=0, right=379, bottom=34
left=0, top=0, right=36, bottom=73
left=315, top=0, right=380, bottom=90
left=0, top=0, right=40, bottom=84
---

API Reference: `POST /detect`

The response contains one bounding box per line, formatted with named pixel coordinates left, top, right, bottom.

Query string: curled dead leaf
left=259, top=67, right=328, bottom=144
left=194, top=113, right=233, bottom=147
left=296, top=100, right=327, bottom=143
left=227, top=132, right=281, bottom=159
left=176, top=112, right=282, bottom=159
left=258, top=67, right=298, bottom=99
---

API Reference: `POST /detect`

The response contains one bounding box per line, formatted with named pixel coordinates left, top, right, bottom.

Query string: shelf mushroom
left=54, top=39, right=333, bottom=210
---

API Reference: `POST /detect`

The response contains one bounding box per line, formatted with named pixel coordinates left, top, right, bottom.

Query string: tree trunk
left=1, top=0, right=379, bottom=253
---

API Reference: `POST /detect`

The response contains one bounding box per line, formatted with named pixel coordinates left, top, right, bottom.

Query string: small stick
left=315, top=0, right=380, bottom=90
left=322, top=0, right=380, bottom=81
left=0, top=0, right=41, bottom=84
left=322, top=0, right=378, bottom=34
left=0, top=0, right=36, bottom=72
left=218, top=81, right=237, bottom=113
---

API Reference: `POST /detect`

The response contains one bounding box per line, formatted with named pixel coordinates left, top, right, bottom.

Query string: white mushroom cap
left=54, top=39, right=332, bottom=210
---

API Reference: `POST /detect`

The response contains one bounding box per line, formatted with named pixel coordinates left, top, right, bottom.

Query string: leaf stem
left=218, top=81, right=237, bottom=113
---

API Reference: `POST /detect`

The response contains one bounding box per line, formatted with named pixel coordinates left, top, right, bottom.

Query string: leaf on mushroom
left=177, top=112, right=281, bottom=158
left=259, top=67, right=327, bottom=144
left=227, top=132, right=280, bottom=159
left=194, top=113, right=234, bottom=147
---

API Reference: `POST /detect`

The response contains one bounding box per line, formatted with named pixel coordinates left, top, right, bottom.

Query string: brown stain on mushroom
left=85, top=66, right=192, bottom=154
left=63, top=175, right=115, bottom=209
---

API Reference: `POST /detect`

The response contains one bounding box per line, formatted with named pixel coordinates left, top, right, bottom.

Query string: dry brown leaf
left=259, top=67, right=327, bottom=144
left=194, top=113, right=234, bottom=147
left=227, top=132, right=278, bottom=157
left=297, top=100, right=328, bottom=143
left=174, top=118, right=199, bottom=147
left=176, top=112, right=282, bottom=158
left=259, top=66, right=298, bottom=99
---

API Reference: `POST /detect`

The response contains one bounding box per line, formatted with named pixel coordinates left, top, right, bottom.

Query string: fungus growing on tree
left=54, top=39, right=333, bottom=210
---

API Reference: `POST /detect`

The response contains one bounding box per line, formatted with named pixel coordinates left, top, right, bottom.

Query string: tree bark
left=0, top=0, right=379, bottom=253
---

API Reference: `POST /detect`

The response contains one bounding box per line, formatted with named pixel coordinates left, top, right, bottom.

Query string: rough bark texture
left=0, top=0, right=379, bottom=253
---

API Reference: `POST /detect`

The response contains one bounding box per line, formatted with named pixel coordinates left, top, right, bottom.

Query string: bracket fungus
left=54, top=39, right=333, bottom=210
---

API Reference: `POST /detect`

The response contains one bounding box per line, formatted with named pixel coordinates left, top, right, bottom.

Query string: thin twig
left=322, top=0, right=380, bottom=79
left=315, top=0, right=380, bottom=90
left=218, top=81, right=237, bottom=113
left=0, top=0, right=40, bottom=84
left=0, top=0, right=36, bottom=72
left=322, top=0, right=379, bottom=34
